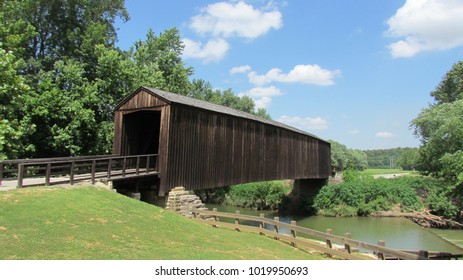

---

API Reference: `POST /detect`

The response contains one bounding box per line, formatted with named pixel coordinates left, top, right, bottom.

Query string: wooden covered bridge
left=112, top=86, right=331, bottom=196
left=1, top=86, right=331, bottom=198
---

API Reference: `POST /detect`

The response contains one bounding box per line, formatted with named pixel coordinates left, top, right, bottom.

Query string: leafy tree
left=397, top=148, right=419, bottom=170
left=412, top=61, right=463, bottom=190
left=0, top=48, right=30, bottom=159
left=131, top=28, right=193, bottom=94
left=329, top=140, right=367, bottom=171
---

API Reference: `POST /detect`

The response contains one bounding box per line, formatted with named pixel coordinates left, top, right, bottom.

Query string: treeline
left=0, top=0, right=268, bottom=160
left=364, top=148, right=419, bottom=170
left=329, top=141, right=420, bottom=171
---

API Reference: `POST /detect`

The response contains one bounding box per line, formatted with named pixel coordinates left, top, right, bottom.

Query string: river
left=205, top=203, right=463, bottom=254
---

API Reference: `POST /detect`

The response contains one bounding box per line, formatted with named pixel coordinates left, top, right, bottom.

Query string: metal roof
left=119, top=86, right=327, bottom=142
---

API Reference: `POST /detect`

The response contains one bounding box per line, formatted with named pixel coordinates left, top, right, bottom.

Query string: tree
left=0, top=48, right=30, bottom=159
left=412, top=61, right=463, bottom=186
left=131, top=28, right=193, bottom=94
left=397, top=148, right=419, bottom=170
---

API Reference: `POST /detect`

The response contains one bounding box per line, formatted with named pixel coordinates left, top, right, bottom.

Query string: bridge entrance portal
left=121, top=110, right=161, bottom=156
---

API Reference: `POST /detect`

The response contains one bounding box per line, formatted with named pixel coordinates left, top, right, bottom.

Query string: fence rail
left=0, top=154, right=159, bottom=188
left=191, top=209, right=457, bottom=260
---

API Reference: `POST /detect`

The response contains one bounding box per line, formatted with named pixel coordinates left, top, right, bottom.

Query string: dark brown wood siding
left=163, top=105, right=331, bottom=192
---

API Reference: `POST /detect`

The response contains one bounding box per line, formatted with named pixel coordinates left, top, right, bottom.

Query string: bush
left=426, top=191, right=459, bottom=219
left=313, top=176, right=424, bottom=217
left=224, top=181, right=290, bottom=210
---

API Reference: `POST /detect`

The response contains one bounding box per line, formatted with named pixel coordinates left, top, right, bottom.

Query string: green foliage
left=364, top=147, right=418, bottom=169
left=426, top=190, right=459, bottom=219
left=412, top=61, right=463, bottom=189
left=313, top=176, right=426, bottom=217
left=224, top=181, right=290, bottom=210
left=0, top=1, right=270, bottom=159
left=329, top=140, right=367, bottom=171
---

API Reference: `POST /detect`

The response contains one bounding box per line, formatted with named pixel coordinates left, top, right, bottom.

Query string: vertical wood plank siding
left=114, top=87, right=331, bottom=195
left=164, top=105, right=331, bottom=192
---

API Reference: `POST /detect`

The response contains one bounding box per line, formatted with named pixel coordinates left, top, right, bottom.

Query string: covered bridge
left=113, top=86, right=331, bottom=196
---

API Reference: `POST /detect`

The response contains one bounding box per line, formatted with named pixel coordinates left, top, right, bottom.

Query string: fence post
left=234, top=211, right=240, bottom=231
left=91, top=160, right=96, bottom=184
left=0, top=163, right=3, bottom=186
left=419, top=250, right=429, bottom=259
left=146, top=155, right=150, bottom=173
left=259, top=213, right=265, bottom=235
left=122, top=157, right=127, bottom=177
left=325, top=229, right=333, bottom=258
left=344, top=233, right=352, bottom=254
left=45, top=163, right=51, bottom=186
left=70, top=161, right=75, bottom=185
left=136, top=156, right=140, bottom=175
left=273, top=217, right=280, bottom=240
left=291, top=220, right=297, bottom=247
left=107, top=158, right=112, bottom=180
left=377, top=240, right=386, bottom=260
left=17, top=164, right=24, bottom=188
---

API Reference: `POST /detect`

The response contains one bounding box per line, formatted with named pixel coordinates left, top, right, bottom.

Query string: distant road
left=373, top=173, right=410, bottom=179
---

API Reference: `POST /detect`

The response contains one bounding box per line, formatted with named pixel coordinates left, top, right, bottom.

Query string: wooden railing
left=192, top=209, right=432, bottom=260
left=0, top=154, right=159, bottom=188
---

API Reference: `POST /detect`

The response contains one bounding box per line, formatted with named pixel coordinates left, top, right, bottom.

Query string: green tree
left=397, top=148, right=419, bottom=170
left=412, top=61, right=463, bottom=187
left=0, top=48, right=30, bottom=159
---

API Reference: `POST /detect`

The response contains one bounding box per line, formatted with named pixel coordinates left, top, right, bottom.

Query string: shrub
left=224, top=181, right=290, bottom=210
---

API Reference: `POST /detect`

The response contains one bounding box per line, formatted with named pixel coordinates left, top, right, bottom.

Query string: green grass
left=360, top=169, right=417, bottom=176
left=0, top=186, right=324, bottom=260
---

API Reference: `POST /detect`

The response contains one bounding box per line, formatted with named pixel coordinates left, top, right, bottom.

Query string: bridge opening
left=121, top=110, right=161, bottom=155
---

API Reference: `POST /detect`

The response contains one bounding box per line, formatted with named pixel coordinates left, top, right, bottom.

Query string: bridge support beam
left=288, top=178, right=328, bottom=214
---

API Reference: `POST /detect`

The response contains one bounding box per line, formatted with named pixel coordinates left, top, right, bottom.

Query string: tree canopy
left=0, top=0, right=269, bottom=159
left=412, top=61, right=463, bottom=187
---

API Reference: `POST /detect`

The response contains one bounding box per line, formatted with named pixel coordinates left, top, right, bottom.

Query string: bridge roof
left=116, top=86, right=327, bottom=142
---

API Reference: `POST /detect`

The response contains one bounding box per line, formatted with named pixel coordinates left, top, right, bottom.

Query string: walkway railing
left=192, top=209, right=444, bottom=260
left=0, top=154, right=159, bottom=188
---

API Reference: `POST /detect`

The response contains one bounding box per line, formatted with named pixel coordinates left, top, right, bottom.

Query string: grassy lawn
left=361, top=169, right=417, bottom=176
left=0, top=186, right=324, bottom=260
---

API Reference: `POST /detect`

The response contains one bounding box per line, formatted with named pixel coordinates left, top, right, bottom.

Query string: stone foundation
left=165, top=187, right=209, bottom=219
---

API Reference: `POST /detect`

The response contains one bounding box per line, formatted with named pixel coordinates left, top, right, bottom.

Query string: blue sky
left=115, top=0, right=463, bottom=150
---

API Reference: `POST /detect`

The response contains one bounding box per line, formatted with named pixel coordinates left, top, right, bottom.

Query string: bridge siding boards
left=113, top=87, right=331, bottom=195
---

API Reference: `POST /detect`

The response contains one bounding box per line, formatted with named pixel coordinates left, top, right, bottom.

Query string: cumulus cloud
left=190, top=1, right=282, bottom=39
left=386, top=0, right=463, bottom=58
left=277, top=116, right=328, bottom=131
left=182, top=38, right=230, bottom=63
left=230, top=65, right=252, bottom=74
left=238, top=86, right=283, bottom=108
left=248, top=64, right=341, bottom=86
left=376, top=132, right=394, bottom=138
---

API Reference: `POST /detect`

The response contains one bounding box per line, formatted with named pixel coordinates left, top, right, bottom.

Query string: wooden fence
left=0, top=154, right=158, bottom=188
left=191, top=209, right=458, bottom=260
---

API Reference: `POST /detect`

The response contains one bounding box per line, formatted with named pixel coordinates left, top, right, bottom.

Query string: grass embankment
left=0, top=186, right=323, bottom=260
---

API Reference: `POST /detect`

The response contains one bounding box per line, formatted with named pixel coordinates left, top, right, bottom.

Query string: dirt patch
left=0, top=226, right=7, bottom=231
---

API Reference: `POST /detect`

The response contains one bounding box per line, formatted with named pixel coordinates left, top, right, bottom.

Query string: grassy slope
left=0, top=186, right=323, bottom=260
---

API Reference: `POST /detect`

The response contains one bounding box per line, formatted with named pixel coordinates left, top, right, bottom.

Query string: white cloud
left=238, top=86, right=283, bottom=108
left=376, top=131, right=394, bottom=138
left=190, top=1, right=282, bottom=39
left=386, top=0, right=463, bottom=58
left=277, top=116, right=328, bottom=131
left=230, top=65, right=251, bottom=74
left=248, top=64, right=341, bottom=86
left=182, top=38, right=230, bottom=63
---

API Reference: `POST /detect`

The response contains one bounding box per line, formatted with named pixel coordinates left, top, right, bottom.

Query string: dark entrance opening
left=121, top=110, right=161, bottom=155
